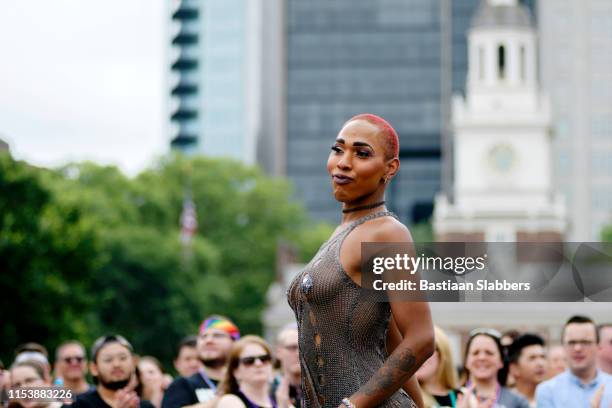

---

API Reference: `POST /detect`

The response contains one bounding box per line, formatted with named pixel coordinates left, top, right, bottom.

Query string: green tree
left=602, top=225, right=612, bottom=242
left=1, top=153, right=330, bottom=368
left=0, top=154, right=100, bottom=364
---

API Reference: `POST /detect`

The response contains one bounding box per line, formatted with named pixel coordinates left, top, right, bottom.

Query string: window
left=479, top=46, right=485, bottom=81
left=520, top=45, right=526, bottom=82
left=498, top=44, right=506, bottom=79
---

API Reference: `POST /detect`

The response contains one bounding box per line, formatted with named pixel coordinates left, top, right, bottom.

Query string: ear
left=89, top=362, right=98, bottom=377
left=508, top=362, right=518, bottom=377
left=385, top=157, right=400, bottom=181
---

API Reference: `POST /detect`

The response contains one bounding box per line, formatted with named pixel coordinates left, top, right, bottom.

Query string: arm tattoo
left=358, top=347, right=417, bottom=397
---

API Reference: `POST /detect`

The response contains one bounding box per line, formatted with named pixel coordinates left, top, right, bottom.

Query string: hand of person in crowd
left=162, top=374, right=173, bottom=390
left=115, top=388, right=140, bottom=408
left=274, top=375, right=295, bottom=408
left=589, top=385, right=612, bottom=408
left=456, top=387, right=493, bottom=408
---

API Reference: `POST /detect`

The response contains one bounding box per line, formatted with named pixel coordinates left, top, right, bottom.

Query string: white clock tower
left=434, top=0, right=566, bottom=242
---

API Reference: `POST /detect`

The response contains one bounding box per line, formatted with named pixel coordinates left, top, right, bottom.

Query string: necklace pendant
left=301, top=273, right=313, bottom=294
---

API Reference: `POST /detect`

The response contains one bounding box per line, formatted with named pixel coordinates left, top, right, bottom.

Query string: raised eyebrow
left=352, top=141, right=374, bottom=149
left=334, top=138, right=374, bottom=149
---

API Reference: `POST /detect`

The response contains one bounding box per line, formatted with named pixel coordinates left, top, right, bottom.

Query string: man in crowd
left=173, top=336, right=203, bottom=378
left=54, top=340, right=92, bottom=395
left=71, top=334, right=154, bottom=408
left=545, top=344, right=567, bottom=379
left=598, top=323, right=612, bottom=375
left=536, top=315, right=612, bottom=407
left=508, top=333, right=547, bottom=407
left=162, top=315, right=240, bottom=408
left=273, top=323, right=301, bottom=408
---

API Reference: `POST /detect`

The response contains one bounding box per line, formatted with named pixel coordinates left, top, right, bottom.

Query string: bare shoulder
left=363, top=215, right=413, bottom=243
left=216, top=394, right=246, bottom=408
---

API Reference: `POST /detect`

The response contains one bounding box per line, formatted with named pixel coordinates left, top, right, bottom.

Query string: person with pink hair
left=162, top=315, right=240, bottom=408
left=288, top=114, right=434, bottom=408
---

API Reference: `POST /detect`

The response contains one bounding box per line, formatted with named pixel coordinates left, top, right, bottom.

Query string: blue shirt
left=535, top=369, right=612, bottom=408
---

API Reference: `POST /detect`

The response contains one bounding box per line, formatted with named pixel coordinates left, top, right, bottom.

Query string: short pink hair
left=345, top=113, right=399, bottom=160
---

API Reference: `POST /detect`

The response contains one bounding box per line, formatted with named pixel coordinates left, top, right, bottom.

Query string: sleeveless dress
left=287, top=212, right=416, bottom=408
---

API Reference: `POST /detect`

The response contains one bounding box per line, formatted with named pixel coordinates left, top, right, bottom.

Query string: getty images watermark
left=360, top=242, right=612, bottom=302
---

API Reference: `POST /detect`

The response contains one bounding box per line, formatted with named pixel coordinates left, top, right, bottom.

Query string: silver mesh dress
left=287, top=212, right=416, bottom=408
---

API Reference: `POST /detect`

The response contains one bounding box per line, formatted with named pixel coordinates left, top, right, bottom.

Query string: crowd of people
left=1, top=314, right=611, bottom=408
left=0, top=316, right=301, bottom=408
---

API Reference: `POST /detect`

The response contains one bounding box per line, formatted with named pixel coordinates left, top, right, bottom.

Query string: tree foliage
left=0, top=153, right=328, bottom=369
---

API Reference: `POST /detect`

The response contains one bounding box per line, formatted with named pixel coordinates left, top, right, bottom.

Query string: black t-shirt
left=236, top=391, right=277, bottom=408
left=68, top=388, right=155, bottom=408
left=161, top=372, right=218, bottom=408
left=433, top=389, right=461, bottom=408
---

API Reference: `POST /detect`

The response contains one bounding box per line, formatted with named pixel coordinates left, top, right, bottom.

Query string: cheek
left=326, top=154, right=336, bottom=174
left=233, top=367, right=245, bottom=382
left=357, top=161, right=384, bottom=180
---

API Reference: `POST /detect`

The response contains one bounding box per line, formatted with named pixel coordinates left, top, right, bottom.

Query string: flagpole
left=180, top=165, right=197, bottom=269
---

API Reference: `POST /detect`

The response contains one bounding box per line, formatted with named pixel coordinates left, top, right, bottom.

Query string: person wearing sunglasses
left=53, top=341, right=92, bottom=397
left=461, top=329, right=529, bottom=408
left=216, top=336, right=280, bottom=408
left=272, top=324, right=301, bottom=408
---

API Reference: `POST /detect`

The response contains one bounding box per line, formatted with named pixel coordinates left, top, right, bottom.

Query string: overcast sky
left=0, top=0, right=167, bottom=176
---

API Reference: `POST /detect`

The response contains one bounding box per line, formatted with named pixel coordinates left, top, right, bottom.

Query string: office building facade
left=538, top=0, right=612, bottom=240
left=285, top=0, right=445, bottom=223
left=167, top=0, right=266, bottom=166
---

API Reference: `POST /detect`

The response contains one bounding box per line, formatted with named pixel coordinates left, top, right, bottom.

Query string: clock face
left=487, top=144, right=516, bottom=173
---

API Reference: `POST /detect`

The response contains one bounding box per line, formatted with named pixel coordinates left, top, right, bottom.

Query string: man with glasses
left=54, top=340, right=92, bottom=396
left=536, top=315, right=612, bottom=407
left=272, top=323, right=301, bottom=408
left=72, top=334, right=154, bottom=408
left=162, top=315, right=240, bottom=408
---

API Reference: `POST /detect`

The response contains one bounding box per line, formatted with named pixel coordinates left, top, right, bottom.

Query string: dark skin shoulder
left=338, top=215, right=432, bottom=408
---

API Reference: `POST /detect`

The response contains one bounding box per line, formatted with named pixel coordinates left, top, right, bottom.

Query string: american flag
left=180, top=197, right=198, bottom=245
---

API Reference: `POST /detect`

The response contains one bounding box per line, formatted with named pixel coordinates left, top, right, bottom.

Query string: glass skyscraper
left=168, top=0, right=262, bottom=165
left=286, top=0, right=444, bottom=223
left=284, top=0, right=536, bottom=224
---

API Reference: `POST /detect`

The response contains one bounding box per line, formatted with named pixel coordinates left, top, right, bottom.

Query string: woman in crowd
left=137, top=356, right=171, bottom=408
left=216, top=335, right=282, bottom=408
left=416, top=326, right=468, bottom=407
left=287, top=113, right=433, bottom=407
left=461, top=329, right=529, bottom=408
left=9, top=361, right=62, bottom=408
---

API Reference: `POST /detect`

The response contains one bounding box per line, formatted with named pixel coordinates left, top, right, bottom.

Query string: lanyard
left=434, top=390, right=457, bottom=408
left=198, top=369, right=217, bottom=391
left=449, top=390, right=457, bottom=408
left=466, top=381, right=501, bottom=406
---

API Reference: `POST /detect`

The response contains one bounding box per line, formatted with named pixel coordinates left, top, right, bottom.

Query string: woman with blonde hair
left=137, top=356, right=172, bottom=408
left=216, top=335, right=282, bottom=408
left=416, top=327, right=463, bottom=407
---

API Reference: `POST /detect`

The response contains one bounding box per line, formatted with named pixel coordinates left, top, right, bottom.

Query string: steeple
left=467, top=0, right=536, bottom=96
left=433, top=0, right=566, bottom=242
